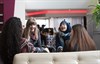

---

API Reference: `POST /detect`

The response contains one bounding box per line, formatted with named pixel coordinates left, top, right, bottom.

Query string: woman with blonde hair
left=67, top=24, right=96, bottom=51
left=23, top=18, right=38, bottom=40
left=23, top=18, right=42, bottom=52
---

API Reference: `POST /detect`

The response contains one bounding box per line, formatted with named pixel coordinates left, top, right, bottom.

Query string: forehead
left=60, top=23, right=67, bottom=26
left=31, top=24, right=36, bottom=27
left=30, top=24, right=36, bottom=26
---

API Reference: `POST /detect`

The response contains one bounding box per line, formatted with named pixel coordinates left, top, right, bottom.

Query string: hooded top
left=56, top=19, right=71, bottom=51
left=59, top=19, right=71, bottom=33
left=59, top=19, right=71, bottom=40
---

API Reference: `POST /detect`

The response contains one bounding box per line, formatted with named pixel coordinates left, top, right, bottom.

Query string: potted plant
left=93, top=4, right=100, bottom=26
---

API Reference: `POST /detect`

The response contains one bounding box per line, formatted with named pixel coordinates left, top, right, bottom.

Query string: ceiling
left=25, top=0, right=98, bottom=10
left=24, top=0, right=98, bottom=17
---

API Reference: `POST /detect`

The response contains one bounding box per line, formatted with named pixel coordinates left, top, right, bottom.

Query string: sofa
left=13, top=50, right=100, bottom=64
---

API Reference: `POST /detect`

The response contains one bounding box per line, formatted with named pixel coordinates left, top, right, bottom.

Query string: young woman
left=56, top=19, right=71, bottom=52
left=0, top=17, right=34, bottom=64
left=23, top=18, right=42, bottom=52
left=68, top=24, right=96, bottom=51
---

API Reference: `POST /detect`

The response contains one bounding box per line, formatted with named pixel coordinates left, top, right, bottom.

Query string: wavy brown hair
left=0, top=17, right=22, bottom=64
left=68, top=24, right=96, bottom=51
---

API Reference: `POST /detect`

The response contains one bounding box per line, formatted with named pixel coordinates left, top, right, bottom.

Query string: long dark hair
left=68, top=24, right=96, bottom=51
left=0, top=17, right=22, bottom=64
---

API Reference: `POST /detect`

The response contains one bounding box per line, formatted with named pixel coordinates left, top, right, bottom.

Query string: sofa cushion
left=13, top=50, right=100, bottom=64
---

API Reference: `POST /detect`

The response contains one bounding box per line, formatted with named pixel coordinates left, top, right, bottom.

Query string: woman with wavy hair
left=68, top=24, right=96, bottom=51
left=0, top=17, right=22, bottom=64
left=0, top=17, right=34, bottom=64
left=23, top=18, right=42, bottom=52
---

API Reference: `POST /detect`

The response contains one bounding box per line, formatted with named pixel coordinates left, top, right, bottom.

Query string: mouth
left=61, top=28, right=66, bottom=31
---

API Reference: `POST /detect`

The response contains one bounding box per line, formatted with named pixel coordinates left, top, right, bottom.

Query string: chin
left=61, top=29, right=66, bottom=32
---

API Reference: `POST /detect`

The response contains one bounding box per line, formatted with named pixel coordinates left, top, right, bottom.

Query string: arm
left=20, top=39, right=34, bottom=52
left=55, top=32, right=64, bottom=49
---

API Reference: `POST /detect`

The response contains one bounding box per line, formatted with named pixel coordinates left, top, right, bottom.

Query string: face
left=60, top=24, right=67, bottom=31
left=30, top=25, right=36, bottom=32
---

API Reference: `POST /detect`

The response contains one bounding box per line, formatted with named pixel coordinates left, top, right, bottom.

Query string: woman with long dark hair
left=0, top=17, right=22, bottom=64
left=68, top=24, right=96, bottom=51
left=0, top=17, right=34, bottom=64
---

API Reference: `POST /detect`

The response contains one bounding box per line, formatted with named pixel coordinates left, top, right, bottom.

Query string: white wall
left=14, top=0, right=25, bottom=25
left=36, top=19, right=49, bottom=28
left=49, top=18, right=54, bottom=28
left=25, top=0, right=90, bottom=10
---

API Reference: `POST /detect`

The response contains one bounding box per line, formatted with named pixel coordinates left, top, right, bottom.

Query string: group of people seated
left=0, top=17, right=96, bottom=64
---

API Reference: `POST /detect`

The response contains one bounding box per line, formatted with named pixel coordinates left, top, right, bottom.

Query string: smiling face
left=30, top=24, right=36, bottom=32
left=59, top=23, right=67, bottom=31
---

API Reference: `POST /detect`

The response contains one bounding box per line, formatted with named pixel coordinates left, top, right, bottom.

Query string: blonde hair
left=23, top=18, right=39, bottom=40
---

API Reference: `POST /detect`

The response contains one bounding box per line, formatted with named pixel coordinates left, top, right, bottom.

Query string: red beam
left=26, top=10, right=88, bottom=16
